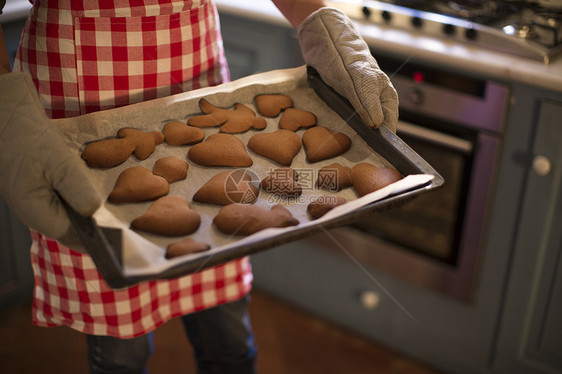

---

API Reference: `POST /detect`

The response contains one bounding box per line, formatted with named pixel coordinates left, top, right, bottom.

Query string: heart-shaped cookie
left=131, top=195, right=201, bottom=236
left=166, top=238, right=211, bottom=258
left=117, top=128, right=165, bottom=160
left=81, top=137, right=136, bottom=168
left=351, top=163, right=402, bottom=197
left=188, top=133, right=253, bottom=167
left=188, top=99, right=266, bottom=134
left=153, top=156, right=189, bottom=183
left=316, top=163, right=352, bottom=191
left=307, top=195, right=348, bottom=219
left=247, top=130, right=302, bottom=166
left=254, top=94, right=294, bottom=117
left=108, top=166, right=169, bottom=203
left=213, top=204, right=299, bottom=236
left=302, top=126, right=351, bottom=163
left=162, top=121, right=205, bottom=146
left=278, top=108, right=317, bottom=131
left=193, top=169, right=260, bottom=205
left=261, top=167, right=302, bottom=197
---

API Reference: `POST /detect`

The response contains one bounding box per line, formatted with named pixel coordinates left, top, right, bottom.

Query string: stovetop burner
left=338, top=0, right=562, bottom=63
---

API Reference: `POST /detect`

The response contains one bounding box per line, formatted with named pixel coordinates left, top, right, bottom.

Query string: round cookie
left=302, top=126, right=351, bottom=163
left=131, top=195, right=201, bottom=236
left=213, top=204, right=299, bottom=236
left=351, top=163, right=402, bottom=197
left=247, top=130, right=302, bottom=166
left=108, top=166, right=169, bottom=203
left=254, top=94, right=293, bottom=117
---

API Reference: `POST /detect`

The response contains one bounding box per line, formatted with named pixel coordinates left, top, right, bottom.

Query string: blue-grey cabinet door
left=494, top=99, right=562, bottom=374
left=218, top=14, right=303, bottom=81
left=0, top=201, right=33, bottom=310
left=1, top=18, right=34, bottom=311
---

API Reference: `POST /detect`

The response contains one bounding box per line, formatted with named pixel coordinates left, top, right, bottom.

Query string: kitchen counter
left=215, top=0, right=562, bottom=93
left=4, top=0, right=561, bottom=92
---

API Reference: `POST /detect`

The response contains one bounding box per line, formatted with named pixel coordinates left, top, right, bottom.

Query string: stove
left=332, top=0, right=562, bottom=63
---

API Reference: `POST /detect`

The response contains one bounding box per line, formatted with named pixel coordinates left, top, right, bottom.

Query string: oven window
left=352, top=127, right=473, bottom=265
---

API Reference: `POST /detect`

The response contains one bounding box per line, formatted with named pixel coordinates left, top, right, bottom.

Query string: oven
left=314, top=54, right=510, bottom=302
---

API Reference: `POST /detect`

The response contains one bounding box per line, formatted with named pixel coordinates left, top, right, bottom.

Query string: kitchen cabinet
left=0, top=16, right=34, bottom=311
left=493, top=99, right=562, bottom=374
left=218, top=10, right=562, bottom=374
left=0, top=201, right=33, bottom=310
left=0, top=18, right=27, bottom=68
left=219, top=16, right=303, bottom=81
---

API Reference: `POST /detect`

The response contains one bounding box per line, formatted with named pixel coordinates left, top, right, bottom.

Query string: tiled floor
left=0, top=289, right=445, bottom=374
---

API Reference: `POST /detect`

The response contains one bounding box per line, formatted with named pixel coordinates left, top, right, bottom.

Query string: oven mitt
left=298, top=7, right=399, bottom=132
left=0, top=72, right=103, bottom=251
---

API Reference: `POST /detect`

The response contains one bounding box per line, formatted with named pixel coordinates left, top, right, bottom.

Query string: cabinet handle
left=360, top=290, right=381, bottom=310
left=532, top=155, right=551, bottom=176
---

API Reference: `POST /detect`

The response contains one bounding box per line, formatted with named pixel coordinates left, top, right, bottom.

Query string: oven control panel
left=375, top=55, right=510, bottom=133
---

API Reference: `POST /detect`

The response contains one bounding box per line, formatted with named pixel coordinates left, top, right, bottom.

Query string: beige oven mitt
left=298, top=7, right=399, bottom=132
left=0, top=72, right=102, bottom=251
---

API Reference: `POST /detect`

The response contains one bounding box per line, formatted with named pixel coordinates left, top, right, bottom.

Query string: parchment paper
left=53, top=66, right=433, bottom=277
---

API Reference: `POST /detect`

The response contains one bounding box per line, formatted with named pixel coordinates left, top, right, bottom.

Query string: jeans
left=86, top=296, right=257, bottom=374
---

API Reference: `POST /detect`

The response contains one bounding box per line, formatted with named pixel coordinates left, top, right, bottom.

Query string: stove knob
left=532, top=155, right=551, bottom=176
left=465, top=28, right=478, bottom=40
left=411, top=16, right=423, bottom=28
left=409, top=88, right=424, bottom=105
left=362, top=6, right=371, bottom=19
left=381, top=10, right=392, bottom=23
left=443, top=23, right=456, bottom=36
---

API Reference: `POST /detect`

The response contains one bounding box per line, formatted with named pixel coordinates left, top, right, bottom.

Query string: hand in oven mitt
left=0, top=72, right=102, bottom=251
left=298, top=8, right=399, bottom=132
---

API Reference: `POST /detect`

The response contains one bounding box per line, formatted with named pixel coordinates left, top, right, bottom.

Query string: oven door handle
left=397, top=121, right=473, bottom=154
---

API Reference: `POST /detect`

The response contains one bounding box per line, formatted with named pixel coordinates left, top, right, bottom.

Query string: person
left=0, top=0, right=398, bottom=373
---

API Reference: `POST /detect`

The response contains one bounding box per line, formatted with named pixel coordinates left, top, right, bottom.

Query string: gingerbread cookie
left=213, top=204, right=299, bottom=236
left=247, top=130, right=301, bottom=166
left=193, top=169, right=260, bottom=205
left=166, top=238, right=211, bottom=259
left=162, top=121, right=205, bottom=146
left=351, top=163, right=402, bottom=197
left=316, top=163, right=353, bottom=191
left=131, top=195, right=201, bottom=236
left=81, top=137, right=136, bottom=168
left=302, top=126, right=351, bottom=163
left=307, top=195, right=348, bottom=219
left=117, top=128, right=165, bottom=161
left=108, top=166, right=169, bottom=203
left=278, top=108, right=317, bottom=131
left=188, top=133, right=253, bottom=167
left=261, top=167, right=302, bottom=197
left=254, top=94, right=293, bottom=117
left=187, top=99, right=266, bottom=134
left=153, top=156, right=189, bottom=183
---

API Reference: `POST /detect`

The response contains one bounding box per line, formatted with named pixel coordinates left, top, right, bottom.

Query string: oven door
left=315, top=119, right=500, bottom=302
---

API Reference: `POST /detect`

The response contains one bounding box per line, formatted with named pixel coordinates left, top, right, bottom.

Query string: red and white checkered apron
left=14, top=0, right=253, bottom=339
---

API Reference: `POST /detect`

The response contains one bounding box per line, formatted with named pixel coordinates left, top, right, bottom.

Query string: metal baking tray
left=65, top=67, right=443, bottom=289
